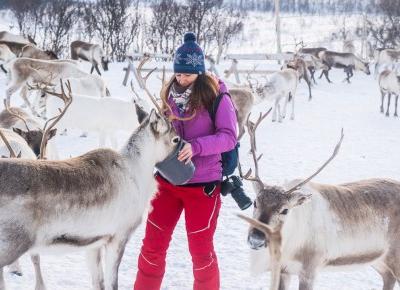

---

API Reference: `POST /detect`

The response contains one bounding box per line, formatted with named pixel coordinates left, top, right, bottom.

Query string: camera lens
left=231, top=186, right=253, bottom=210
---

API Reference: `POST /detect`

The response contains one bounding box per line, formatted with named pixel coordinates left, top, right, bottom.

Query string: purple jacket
left=167, top=80, right=237, bottom=183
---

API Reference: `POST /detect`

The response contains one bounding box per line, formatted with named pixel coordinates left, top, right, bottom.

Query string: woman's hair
left=161, top=73, right=219, bottom=115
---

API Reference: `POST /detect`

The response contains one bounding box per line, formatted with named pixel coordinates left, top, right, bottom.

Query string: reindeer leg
left=90, top=65, right=95, bottom=74
left=386, top=93, right=391, bottom=117
left=104, top=226, right=138, bottom=290
left=298, top=269, right=316, bottom=290
left=86, top=248, right=104, bottom=290
left=272, top=102, right=278, bottom=122
left=309, top=68, right=317, bottom=85
left=278, top=272, right=291, bottom=290
left=31, top=255, right=46, bottom=290
left=380, top=90, right=385, bottom=113
left=323, top=68, right=332, bottom=83
left=277, top=102, right=283, bottom=123
left=282, top=96, right=288, bottom=120
left=95, top=65, right=102, bottom=76
left=394, top=95, right=398, bottom=117
left=307, top=80, right=312, bottom=101
left=290, top=93, right=295, bottom=120
left=374, top=266, right=396, bottom=290
left=0, top=64, right=7, bottom=74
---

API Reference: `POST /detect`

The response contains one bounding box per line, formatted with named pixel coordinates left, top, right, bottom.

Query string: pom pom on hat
left=184, top=32, right=196, bottom=43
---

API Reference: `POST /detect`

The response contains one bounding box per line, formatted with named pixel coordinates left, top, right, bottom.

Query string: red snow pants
left=134, top=175, right=222, bottom=290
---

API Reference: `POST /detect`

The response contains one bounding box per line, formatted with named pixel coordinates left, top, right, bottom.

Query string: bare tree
left=8, top=0, right=45, bottom=39
left=40, top=0, right=78, bottom=56
left=367, top=0, right=400, bottom=48
left=84, top=0, right=141, bottom=61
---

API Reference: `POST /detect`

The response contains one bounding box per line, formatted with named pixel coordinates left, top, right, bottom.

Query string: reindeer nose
left=247, top=234, right=266, bottom=250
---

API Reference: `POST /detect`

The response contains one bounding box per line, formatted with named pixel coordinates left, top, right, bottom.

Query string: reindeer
left=282, top=56, right=313, bottom=101
left=299, top=47, right=327, bottom=58
left=374, top=49, right=400, bottom=78
left=0, top=105, right=58, bottom=158
left=318, top=51, right=370, bottom=83
left=378, top=70, right=400, bottom=117
left=43, top=87, right=138, bottom=148
left=5, top=57, right=110, bottom=116
left=0, top=31, right=35, bottom=45
left=70, top=40, right=109, bottom=75
left=20, top=44, right=58, bottom=60
left=238, top=115, right=400, bottom=290
left=0, top=80, right=181, bottom=290
left=248, top=69, right=298, bottom=122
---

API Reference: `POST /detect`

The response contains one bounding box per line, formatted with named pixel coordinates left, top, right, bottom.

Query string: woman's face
left=175, top=73, right=198, bottom=87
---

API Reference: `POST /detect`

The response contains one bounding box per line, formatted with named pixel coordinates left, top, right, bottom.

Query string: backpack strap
left=208, top=92, right=231, bottom=124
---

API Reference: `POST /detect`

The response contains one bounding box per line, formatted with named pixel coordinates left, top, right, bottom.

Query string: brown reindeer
left=70, top=40, right=109, bottom=75
left=238, top=114, right=400, bottom=290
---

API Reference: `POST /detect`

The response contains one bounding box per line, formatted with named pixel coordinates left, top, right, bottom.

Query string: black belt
left=156, top=173, right=220, bottom=197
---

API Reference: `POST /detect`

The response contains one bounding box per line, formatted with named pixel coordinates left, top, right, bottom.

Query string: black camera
left=220, top=176, right=252, bottom=210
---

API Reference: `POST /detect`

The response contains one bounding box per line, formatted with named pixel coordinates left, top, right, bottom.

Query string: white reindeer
left=378, top=70, right=400, bottom=117
left=44, top=89, right=138, bottom=148
left=0, top=82, right=180, bottom=290
left=5, top=57, right=110, bottom=116
left=70, top=40, right=109, bottom=75
left=374, top=49, right=400, bottom=78
left=250, top=69, right=298, bottom=122
left=239, top=116, right=400, bottom=290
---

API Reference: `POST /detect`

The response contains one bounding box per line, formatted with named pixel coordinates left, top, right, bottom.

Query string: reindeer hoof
left=10, top=270, right=22, bottom=277
left=386, top=113, right=389, bottom=117
left=80, top=132, right=88, bottom=138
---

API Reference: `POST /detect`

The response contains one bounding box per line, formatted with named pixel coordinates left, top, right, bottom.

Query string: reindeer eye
left=253, top=200, right=257, bottom=208
left=280, top=209, right=288, bottom=215
left=171, top=136, right=180, bottom=144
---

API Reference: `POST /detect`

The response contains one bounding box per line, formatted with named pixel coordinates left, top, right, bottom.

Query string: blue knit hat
left=173, top=32, right=205, bottom=75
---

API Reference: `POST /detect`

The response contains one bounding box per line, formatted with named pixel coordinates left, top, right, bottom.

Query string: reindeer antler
left=39, top=79, right=73, bottom=159
left=240, top=109, right=272, bottom=189
left=0, top=129, right=19, bottom=158
left=3, top=100, right=30, bottom=131
left=285, top=129, right=344, bottom=195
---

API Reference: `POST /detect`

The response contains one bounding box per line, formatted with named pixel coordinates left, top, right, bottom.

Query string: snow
left=1, top=58, right=399, bottom=290
left=0, top=10, right=399, bottom=290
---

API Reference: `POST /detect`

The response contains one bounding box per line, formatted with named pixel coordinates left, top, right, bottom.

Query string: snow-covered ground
left=1, top=56, right=399, bottom=290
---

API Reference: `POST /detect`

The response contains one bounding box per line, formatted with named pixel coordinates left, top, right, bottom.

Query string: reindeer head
left=141, top=109, right=180, bottom=164
left=363, top=62, right=371, bottom=75
left=45, top=50, right=58, bottom=60
left=12, top=128, right=56, bottom=157
left=248, top=184, right=312, bottom=250
left=240, top=112, right=344, bottom=250
left=27, top=35, right=37, bottom=45
left=101, top=56, right=110, bottom=71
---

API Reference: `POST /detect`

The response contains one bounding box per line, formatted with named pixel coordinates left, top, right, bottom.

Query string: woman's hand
left=178, top=143, right=193, bottom=164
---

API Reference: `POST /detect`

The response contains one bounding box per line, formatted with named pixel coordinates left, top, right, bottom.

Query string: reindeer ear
left=288, top=191, right=312, bottom=208
left=12, top=128, right=25, bottom=137
left=135, top=103, right=149, bottom=124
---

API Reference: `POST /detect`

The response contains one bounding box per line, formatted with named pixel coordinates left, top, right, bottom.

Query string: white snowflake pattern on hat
left=184, top=53, right=203, bottom=67
left=174, top=53, right=183, bottom=64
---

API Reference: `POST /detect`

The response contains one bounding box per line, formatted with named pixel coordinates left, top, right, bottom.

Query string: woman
left=134, top=32, right=237, bottom=290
